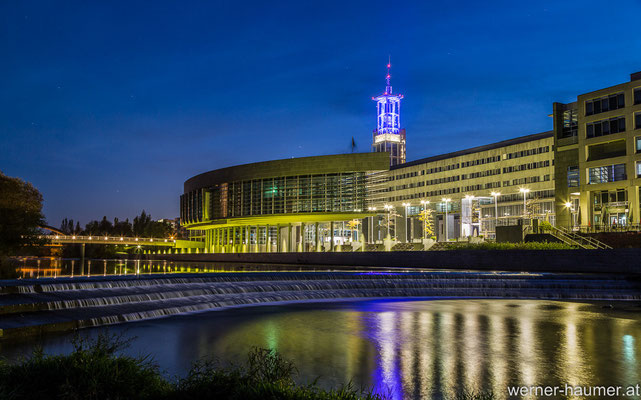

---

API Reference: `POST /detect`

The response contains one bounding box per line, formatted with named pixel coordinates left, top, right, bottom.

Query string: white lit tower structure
left=372, top=59, right=405, bottom=166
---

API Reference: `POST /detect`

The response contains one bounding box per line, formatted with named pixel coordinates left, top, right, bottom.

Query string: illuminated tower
left=372, top=59, right=405, bottom=166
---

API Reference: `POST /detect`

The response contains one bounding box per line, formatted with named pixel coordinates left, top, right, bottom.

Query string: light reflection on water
left=15, top=258, right=384, bottom=278
left=1, top=299, right=640, bottom=399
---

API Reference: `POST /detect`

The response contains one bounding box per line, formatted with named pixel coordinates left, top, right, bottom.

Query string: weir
left=0, top=271, right=639, bottom=339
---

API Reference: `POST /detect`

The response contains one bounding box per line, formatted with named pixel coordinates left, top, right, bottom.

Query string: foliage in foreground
left=0, top=333, right=169, bottom=400
left=445, top=241, right=576, bottom=250
left=0, top=333, right=496, bottom=400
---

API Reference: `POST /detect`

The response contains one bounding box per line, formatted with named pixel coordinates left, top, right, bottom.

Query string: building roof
left=184, top=152, right=390, bottom=193
left=392, top=131, right=553, bottom=170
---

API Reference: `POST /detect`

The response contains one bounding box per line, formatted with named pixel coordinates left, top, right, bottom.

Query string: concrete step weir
left=0, top=271, right=639, bottom=340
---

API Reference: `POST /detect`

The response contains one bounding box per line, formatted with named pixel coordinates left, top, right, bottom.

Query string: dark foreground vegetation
left=0, top=333, right=494, bottom=400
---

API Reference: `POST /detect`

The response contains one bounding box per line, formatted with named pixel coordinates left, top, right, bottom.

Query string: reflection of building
left=372, top=60, right=406, bottom=167
left=181, top=69, right=641, bottom=249
left=553, top=71, right=641, bottom=230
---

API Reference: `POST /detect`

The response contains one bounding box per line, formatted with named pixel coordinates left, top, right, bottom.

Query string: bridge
left=36, top=229, right=204, bottom=251
left=38, top=234, right=177, bottom=247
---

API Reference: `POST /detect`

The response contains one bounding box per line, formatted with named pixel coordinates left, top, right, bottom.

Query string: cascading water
left=0, top=271, right=639, bottom=339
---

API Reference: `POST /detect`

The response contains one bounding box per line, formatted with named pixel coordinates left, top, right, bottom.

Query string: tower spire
left=372, top=57, right=405, bottom=166
left=385, top=56, right=392, bottom=94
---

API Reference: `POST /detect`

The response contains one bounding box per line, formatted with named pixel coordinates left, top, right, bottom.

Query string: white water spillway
left=0, top=271, right=639, bottom=339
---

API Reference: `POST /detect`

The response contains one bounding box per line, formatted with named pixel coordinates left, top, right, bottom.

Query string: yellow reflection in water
left=202, top=300, right=641, bottom=400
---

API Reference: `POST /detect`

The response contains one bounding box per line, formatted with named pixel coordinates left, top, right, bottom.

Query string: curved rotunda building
left=180, top=153, right=389, bottom=253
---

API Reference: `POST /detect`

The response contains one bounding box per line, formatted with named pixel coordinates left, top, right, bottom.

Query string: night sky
left=1, top=1, right=640, bottom=227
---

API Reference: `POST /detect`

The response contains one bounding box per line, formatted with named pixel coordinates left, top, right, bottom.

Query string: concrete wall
left=150, top=249, right=641, bottom=275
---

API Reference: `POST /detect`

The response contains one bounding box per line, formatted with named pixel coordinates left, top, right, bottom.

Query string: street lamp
left=402, top=202, right=411, bottom=243
left=383, top=204, right=393, bottom=239
left=420, top=200, right=429, bottom=240
left=519, top=188, right=530, bottom=219
left=564, top=201, right=573, bottom=231
left=442, top=198, right=451, bottom=241
left=463, top=195, right=474, bottom=238
left=491, top=192, right=500, bottom=234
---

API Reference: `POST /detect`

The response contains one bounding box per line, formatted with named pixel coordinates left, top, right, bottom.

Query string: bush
left=0, top=335, right=388, bottom=400
left=171, top=347, right=385, bottom=400
left=539, top=220, right=553, bottom=232
left=0, top=332, right=170, bottom=400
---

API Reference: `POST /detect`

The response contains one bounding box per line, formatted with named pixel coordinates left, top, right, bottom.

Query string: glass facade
left=181, top=172, right=367, bottom=222
left=588, top=164, right=627, bottom=184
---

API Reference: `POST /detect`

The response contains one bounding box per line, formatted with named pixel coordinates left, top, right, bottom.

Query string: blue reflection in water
left=624, top=335, right=636, bottom=363
left=370, top=311, right=404, bottom=400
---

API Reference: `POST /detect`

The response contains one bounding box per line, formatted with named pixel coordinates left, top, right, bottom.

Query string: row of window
left=392, top=170, right=422, bottom=181
left=635, top=87, right=641, bottom=105
left=387, top=188, right=556, bottom=204
left=506, top=146, right=550, bottom=160
left=425, top=163, right=460, bottom=174
left=395, top=181, right=425, bottom=190
left=426, top=175, right=460, bottom=186
left=593, top=189, right=628, bottom=205
left=461, top=155, right=501, bottom=168
left=585, top=92, right=625, bottom=116
left=503, top=160, right=550, bottom=173
left=461, top=168, right=501, bottom=180
left=586, top=116, right=626, bottom=138
left=503, top=175, right=551, bottom=187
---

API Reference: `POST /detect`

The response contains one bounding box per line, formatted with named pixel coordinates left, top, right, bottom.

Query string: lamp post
left=519, top=188, right=530, bottom=220
left=383, top=204, right=393, bottom=239
left=442, top=198, right=451, bottom=242
left=420, top=200, right=429, bottom=240
left=367, top=206, right=376, bottom=243
left=564, top=201, right=573, bottom=231
left=402, top=202, right=410, bottom=243
left=463, top=195, right=474, bottom=238
left=491, top=192, right=500, bottom=236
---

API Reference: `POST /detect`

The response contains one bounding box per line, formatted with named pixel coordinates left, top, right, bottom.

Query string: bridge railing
left=38, top=234, right=177, bottom=244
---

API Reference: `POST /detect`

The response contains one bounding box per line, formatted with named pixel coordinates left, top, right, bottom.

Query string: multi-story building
left=367, top=132, right=555, bottom=241
left=553, top=71, right=641, bottom=231
left=180, top=69, right=641, bottom=252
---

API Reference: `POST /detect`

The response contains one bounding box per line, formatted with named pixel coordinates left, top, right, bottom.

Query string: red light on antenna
left=387, top=64, right=391, bottom=68
left=386, top=74, right=390, bottom=78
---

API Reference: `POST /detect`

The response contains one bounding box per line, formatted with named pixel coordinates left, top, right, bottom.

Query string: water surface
left=1, top=299, right=640, bottom=399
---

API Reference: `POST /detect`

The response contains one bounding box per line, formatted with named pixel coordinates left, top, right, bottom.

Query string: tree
left=418, top=207, right=434, bottom=239
left=0, top=171, right=46, bottom=257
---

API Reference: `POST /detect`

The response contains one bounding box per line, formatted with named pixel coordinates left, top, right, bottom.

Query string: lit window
left=567, top=166, right=579, bottom=187
left=588, top=164, right=627, bottom=184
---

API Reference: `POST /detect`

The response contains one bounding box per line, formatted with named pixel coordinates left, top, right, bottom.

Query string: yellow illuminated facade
left=181, top=70, right=641, bottom=251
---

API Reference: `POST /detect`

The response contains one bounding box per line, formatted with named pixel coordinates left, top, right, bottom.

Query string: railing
left=551, top=227, right=612, bottom=250
left=574, top=224, right=641, bottom=234
left=38, top=235, right=177, bottom=246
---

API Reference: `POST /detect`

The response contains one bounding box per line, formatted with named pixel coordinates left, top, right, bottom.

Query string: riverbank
left=149, top=248, right=641, bottom=275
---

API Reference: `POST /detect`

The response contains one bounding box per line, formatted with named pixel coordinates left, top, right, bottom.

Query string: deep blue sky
left=1, top=1, right=641, bottom=227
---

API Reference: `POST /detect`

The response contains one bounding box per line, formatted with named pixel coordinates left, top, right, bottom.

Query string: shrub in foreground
left=0, top=333, right=169, bottom=400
